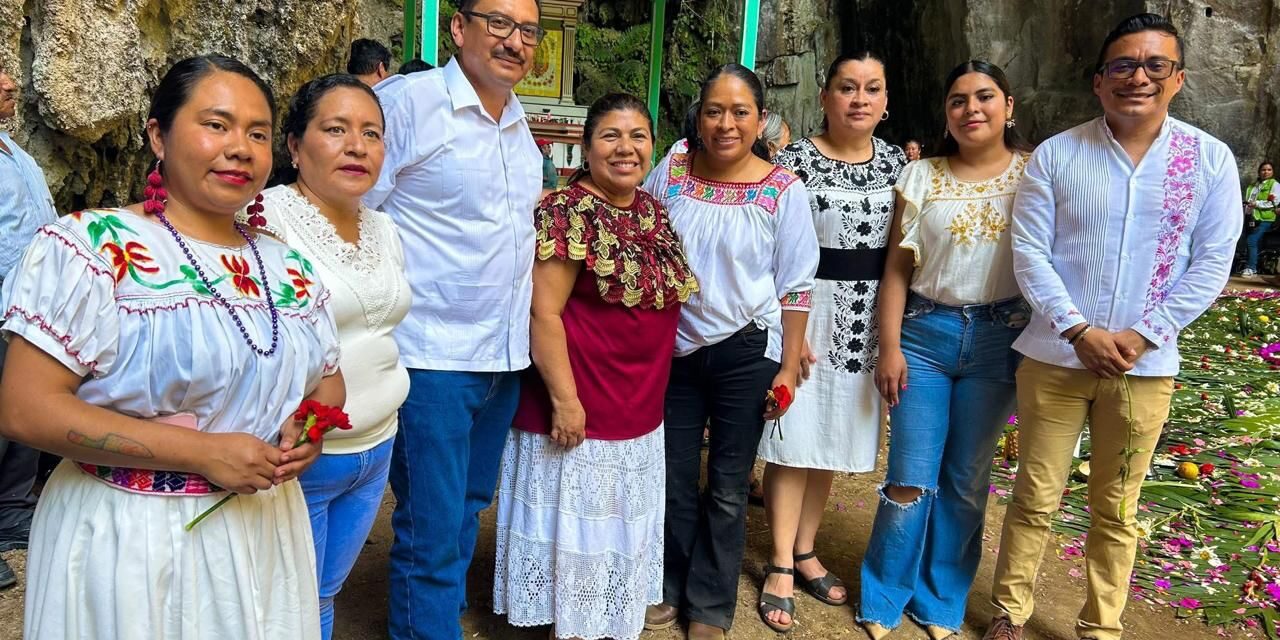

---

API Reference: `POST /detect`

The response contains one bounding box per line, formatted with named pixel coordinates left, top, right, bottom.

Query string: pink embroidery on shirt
left=780, top=290, right=813, bottom=311
left=666, top=150, right=799, bottom=216
left=1141, top=127, right=1199, bottom=344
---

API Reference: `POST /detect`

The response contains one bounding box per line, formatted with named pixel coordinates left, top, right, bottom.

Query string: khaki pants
left=991, top=358, right=1173, bottom=640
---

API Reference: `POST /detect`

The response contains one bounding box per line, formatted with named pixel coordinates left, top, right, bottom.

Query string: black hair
left=1094, top=13, right=1185, bottom=74
left=398, top=58, right=434, bottom=75
left=568, top=92, right=654, bottom=184
left=934, top=60, right=1031, bottom=157
left=693, top=63, right=770, bottom=161
left=820, top=51, right=886, bottom=131
left=681, top=100, right=701, bottom=146
left=275, top=73, right=384, bottom=184
left=347, top=39, right=391, bottom=76
left=1260, top=161, right=1275, bottom=173
left=458, top=0, right=541, bottom=13
left=148, top=55, right=276, bottom=139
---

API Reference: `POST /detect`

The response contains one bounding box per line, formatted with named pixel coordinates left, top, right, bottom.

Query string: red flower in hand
left=768, top=384, right=793, bottom=412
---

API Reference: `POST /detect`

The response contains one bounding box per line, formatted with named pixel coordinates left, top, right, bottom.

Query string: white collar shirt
left=365, top=58, right=541, bottom=372
left=1011, top=116, right=1242, bottom=376
left=0, top=132, right=58, bottom=281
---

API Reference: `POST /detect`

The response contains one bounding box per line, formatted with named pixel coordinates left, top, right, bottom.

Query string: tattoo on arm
left=66, top=430, right=155, bottom=459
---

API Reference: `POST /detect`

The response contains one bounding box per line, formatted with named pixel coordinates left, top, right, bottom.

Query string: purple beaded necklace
left=152, top=208, right=281, bottom=357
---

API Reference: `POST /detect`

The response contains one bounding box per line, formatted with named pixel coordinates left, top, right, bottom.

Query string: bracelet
left=1068, top=325, right=1092, bottom=346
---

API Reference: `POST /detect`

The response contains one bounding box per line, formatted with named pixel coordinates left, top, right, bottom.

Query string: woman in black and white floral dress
left=756, top=52, right=906, bottom=630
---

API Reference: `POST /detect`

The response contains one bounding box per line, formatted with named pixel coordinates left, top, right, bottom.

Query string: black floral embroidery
left=775, top=137, right=906, bottom=374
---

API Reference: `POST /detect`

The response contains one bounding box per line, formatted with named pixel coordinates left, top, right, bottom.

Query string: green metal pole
left=647, top=0, right=666, bottom=129
left=739, top=0, right=760, bottom=70
left=422, top=0, right=440, bottom=66
left=403, top=0, right=419, bottom=62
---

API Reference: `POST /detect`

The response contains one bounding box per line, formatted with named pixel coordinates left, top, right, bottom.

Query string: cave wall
left=3, top=0, right=1277, bottom=212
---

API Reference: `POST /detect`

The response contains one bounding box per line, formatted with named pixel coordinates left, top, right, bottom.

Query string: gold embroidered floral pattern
left=536, top=184, right=699, bottom=309
left=927, top=152, right=1030, bottom=200
left=946, top=201, right=1009, bottom=246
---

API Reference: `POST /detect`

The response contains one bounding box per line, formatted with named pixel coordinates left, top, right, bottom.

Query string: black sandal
left=793, top=551, right=847, bottom=606
left=757, top=564, right=796, bottom=633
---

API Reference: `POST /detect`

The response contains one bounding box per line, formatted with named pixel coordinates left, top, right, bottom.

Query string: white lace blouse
left=256, top=185, right=411, bottom=454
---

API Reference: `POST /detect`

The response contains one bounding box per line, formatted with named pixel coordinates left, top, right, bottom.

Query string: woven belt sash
left=76, top=463, right=224, bottom=495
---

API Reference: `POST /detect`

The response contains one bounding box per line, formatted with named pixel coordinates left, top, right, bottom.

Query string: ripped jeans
left=859, top=293, right=1024, bottom=631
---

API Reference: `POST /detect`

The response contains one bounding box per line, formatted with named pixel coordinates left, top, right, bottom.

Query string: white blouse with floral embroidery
left=896, top=152, right=1030, bottom=306
left=644, top=139, right=819, bottom=362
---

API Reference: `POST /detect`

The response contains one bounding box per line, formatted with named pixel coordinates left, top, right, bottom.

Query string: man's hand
left=1113, top=329, right=1151, bottom=364
left=1073, top=329, right=1134, bottom=379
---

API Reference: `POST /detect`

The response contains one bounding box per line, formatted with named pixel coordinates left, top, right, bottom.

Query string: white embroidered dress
left=3, top=208, right=339, bottom=640
left=760, top=137, right=905, bottom=472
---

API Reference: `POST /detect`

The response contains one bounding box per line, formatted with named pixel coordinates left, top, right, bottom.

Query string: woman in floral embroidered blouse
left=859, top=60, right=1032, bottom=640
left=251, top=74, right=410, bottom=640
left=642, top=65, right=818, bottom=640
left=0, top=56, right=343, bottom=639
left=492, top=93, right=697, bottom=640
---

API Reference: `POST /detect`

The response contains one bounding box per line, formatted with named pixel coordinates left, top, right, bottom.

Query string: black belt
left=816, top=247, right=887, bottom=281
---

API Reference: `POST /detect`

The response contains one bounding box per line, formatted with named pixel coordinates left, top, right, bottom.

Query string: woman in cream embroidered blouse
left=859, top=60, right=1032, bottom=640
left=254, top=74, right=410, bottom=640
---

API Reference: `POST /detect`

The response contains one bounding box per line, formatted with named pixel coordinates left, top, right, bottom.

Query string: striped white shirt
left=1011, top=116, right=1242, bottom=377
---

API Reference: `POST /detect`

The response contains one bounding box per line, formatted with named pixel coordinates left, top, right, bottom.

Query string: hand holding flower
left=196, top=431, right=281, bottom=494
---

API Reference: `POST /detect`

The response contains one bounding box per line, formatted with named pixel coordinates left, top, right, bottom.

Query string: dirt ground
left=0, top=457, right=1233, bottom=640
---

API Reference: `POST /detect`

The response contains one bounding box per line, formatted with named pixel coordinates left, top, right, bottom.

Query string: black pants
left=662, top=326, right=779, bottom=629
left=0, top=337, right=36, bottom=549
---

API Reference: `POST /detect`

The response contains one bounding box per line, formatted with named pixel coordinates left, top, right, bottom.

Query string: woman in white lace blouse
left=253, top=74, right=410, bottom=640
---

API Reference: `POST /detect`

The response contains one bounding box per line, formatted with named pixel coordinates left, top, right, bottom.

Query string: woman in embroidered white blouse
left=254, top=74, right=411, bottom=640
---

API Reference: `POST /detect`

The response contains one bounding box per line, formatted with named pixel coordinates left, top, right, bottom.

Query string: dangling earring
left=143, top=160, right=167, bottom=215
left=881, top=110, right=890, bottom=121
left=1006, top=114, right=1016, bottom=129
left=245, top=193, right=266, bottom=228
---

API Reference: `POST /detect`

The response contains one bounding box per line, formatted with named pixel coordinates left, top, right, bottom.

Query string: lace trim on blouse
left=536, top=184, right=699, bottom=310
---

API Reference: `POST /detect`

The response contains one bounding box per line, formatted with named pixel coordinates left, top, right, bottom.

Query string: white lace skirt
left=25, top=461, right=320, bottom=640
left=493, top=426, right=665, bottom=640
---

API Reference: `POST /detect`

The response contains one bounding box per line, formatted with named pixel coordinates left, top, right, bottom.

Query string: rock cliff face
left=1, top=0, right=1276, bottom=211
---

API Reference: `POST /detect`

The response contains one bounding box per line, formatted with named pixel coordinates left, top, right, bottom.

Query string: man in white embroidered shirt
left=983, top=14, right=1241, bottom=640
left=362, top=1, right=543, bottom=638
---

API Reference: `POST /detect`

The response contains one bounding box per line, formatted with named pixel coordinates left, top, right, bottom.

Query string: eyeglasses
left=1098, top=57, right=1183, bottom=80
left=461, top=11, right=546, bottom=46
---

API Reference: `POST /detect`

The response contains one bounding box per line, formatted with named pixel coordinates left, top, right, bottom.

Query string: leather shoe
left=0, top=555, right=16, bottom=590
left=688, top=621, right=727, bottom=639
left=644, top=603, right=678, bottom=630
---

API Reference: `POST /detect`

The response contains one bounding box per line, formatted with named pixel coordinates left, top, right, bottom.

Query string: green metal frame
left=739, top=0, right=760, bottom=70
left=646, top=0, right=666, bottom=126
left=402, top=0, right=442, bottom=65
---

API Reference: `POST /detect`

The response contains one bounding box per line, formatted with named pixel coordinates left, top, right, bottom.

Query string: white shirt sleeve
left=1012, top=144, right=1084, bottom=335
left=773, top=182, right=819, bottom=311
left=1132, top=147, right=1243, bottom=347
left=365, top=80, right=436, bottom=210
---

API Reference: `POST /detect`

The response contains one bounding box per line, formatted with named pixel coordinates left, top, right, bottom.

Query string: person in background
left=904, top=139, right=922, bottom=161
left=538, top=138, right=559, bottom=192
left=1240, top=160, right=1275, bottom=277
left=348, top=38, right=391, bottom=88
left=861, top=59, right=1032, bottom=640
left=364, top=1, right=546, bottom=638
left=493, top=92, right=698, bottom=640
left=984, top=14, right=1241, bottom=640
left=398, top=58, right=435, bottom=75
left=757, top=51, right=906, bottom=633
left=0, top=66, right=58, bottom=591
left=1, top=54, right=343, bottom=639
left=643, top=63, right=818, bottom=640
left=251, top=73, right=410, bottom=640
left=762, top=111, right=792, bottom=159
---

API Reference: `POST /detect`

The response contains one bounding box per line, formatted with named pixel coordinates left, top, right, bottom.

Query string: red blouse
left=512, top=184, right=698, bottom=440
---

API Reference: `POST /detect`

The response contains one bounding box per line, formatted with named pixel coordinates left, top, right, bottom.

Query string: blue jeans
left=1246, top=220, right=1273, bottom=270
left=388, top=370, right=520, bottom=640
left=300, top=437, right=394, bottom=640
left=859, top=295, right=1024, bottom=631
